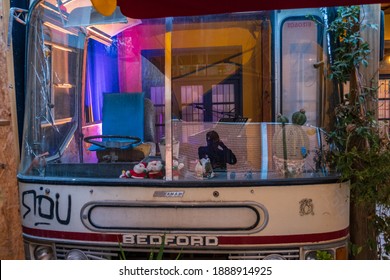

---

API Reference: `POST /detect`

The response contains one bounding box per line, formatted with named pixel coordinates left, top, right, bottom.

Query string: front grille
left=55, top=244, right=119, bottom=260
left=228, top=248, right=301, bottom=260
left=55, top=243, right=301, bottom=260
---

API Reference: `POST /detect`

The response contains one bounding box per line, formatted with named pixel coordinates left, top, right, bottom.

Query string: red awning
left=117, top=0, right=388, bottom=19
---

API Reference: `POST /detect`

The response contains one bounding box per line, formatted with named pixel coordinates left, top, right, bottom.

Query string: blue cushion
left=89, top=92, right=145, bottom=151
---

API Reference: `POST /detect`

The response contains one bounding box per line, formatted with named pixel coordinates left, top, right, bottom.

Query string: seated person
left=198, top=130, right=237, bottom=171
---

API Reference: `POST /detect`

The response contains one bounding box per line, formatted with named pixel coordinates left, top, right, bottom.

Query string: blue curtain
left=85, top=39, right=119, bottom=122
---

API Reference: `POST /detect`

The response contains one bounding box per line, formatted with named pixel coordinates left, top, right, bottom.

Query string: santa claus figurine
left=146, top=160, right=164, bottom=179
left=119, top=169, right=131, bottom=178
left=130, top=162, right=148, bottom=179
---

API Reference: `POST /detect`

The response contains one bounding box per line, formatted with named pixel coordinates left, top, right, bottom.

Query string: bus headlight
left=263, top=254, right=286, bottom=260
left=305, top=250, right=334, bottom=260
left=65, top=249, right=89, bottom=260
left=34, top=245, right=54, bottom=260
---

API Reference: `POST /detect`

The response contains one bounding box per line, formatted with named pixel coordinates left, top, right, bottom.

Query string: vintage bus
left=12, top=0, right=383, bottom=260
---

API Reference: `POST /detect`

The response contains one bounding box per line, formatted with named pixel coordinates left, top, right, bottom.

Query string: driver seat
left=89, top=92, right=156, bottom=162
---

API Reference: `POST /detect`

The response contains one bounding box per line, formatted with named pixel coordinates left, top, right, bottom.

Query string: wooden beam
left=0, top=0, right=24, bottom=260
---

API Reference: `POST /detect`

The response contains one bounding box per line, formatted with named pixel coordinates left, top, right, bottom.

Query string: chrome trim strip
left=80, top=201, right=269, bottom=234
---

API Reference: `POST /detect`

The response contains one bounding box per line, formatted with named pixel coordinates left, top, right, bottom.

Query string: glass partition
left=19, top=1, right=358, bottom=183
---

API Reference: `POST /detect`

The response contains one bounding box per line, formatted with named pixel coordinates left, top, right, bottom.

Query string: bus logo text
left=153, top=191, right=185, bottom=197
left=123, top=234, right=218, bottom=246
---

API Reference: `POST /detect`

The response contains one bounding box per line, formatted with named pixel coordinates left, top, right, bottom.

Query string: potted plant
left=273, top=109, right=309, bottom=177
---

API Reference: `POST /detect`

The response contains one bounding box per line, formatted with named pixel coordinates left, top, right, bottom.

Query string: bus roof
left=116, top=0, right=386, bottom=19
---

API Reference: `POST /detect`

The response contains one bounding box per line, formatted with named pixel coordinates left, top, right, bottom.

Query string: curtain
left=85, top=39, right=120, bottom=122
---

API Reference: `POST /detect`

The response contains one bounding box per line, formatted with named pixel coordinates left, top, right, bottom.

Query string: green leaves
left=325, top=5, right=389, bottom=258
left=315, top=250, right=333, bottom=260
left=327, top=6, right=372, bottom=83
left=148, top=234, right=166, bottom=260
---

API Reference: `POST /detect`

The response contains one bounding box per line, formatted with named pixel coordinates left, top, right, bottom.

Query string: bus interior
left=18, top=0, right=368, bottom=183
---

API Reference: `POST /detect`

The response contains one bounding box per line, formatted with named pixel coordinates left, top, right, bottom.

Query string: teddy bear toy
left=200, top=157, right=214, bottom=178
left=146, top=160, right=164, bottom=179
left=129, top=162, right=148, bottom=179
left=194, top=159, right=204, bottom=178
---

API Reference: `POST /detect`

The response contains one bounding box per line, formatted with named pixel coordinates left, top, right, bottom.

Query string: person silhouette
left=198, top=130, right=237, bottom=171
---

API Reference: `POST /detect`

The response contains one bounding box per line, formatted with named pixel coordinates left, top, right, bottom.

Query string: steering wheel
left=84, top=135, right=142, bottom=150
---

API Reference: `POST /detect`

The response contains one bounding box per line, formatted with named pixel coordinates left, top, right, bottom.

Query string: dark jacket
left=198, top=144, right=237, bottom=171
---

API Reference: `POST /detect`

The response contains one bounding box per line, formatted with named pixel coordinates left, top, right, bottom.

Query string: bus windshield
left=18, top=0, right=354, bottom=183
